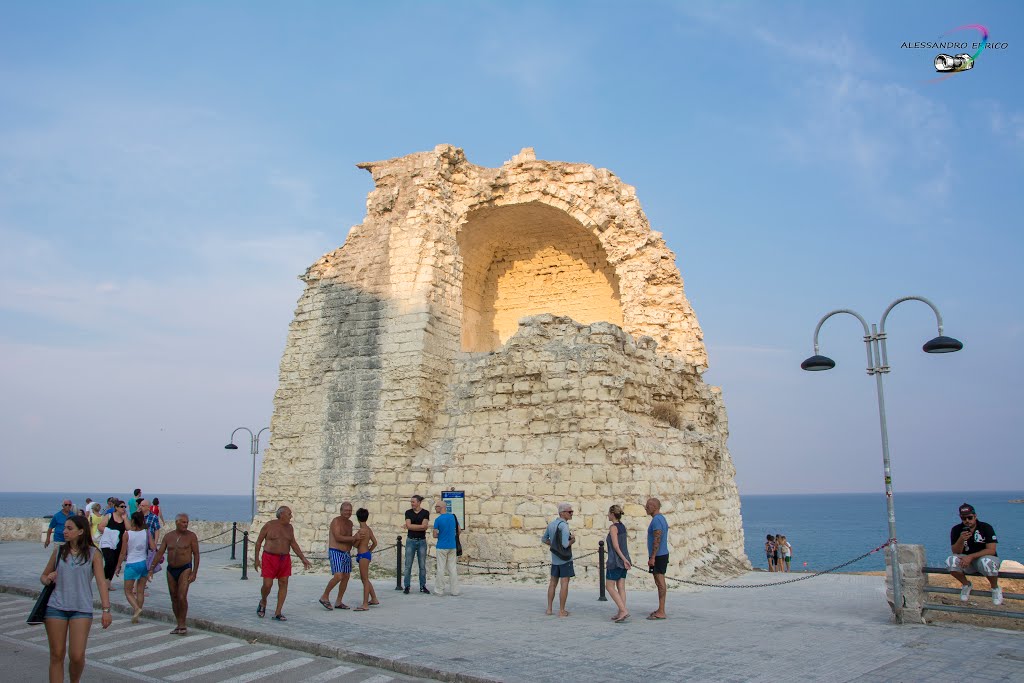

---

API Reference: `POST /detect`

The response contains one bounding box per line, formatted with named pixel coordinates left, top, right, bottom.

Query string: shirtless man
left=318, top=502, right=359, bottom=610
left=149, top=513, right=200, bottom=634
left=352, top=508, right=379, bottom=612
left=254, top=506, right=312, bottom=621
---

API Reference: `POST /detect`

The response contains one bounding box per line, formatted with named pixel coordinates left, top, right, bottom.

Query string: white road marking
left=0, top=633, right=165, bottom=683
left=301, top=664, right=358, bottom=683
left=359, top=675, right=395, bottom=683
left=87, top=628, right=170, bottom=652
left=3, top=625, right=44, bottom=636
left=132, top=642, right=245, bottom=672
left=0, top=605, right=30, bottom=615
left=162, top=649, right=275, bottom=680
left=215, top=656, right=315, bottom=683
left=100, top=633, right=212, bottom=662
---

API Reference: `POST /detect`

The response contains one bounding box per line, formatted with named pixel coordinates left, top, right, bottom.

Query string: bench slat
left=922, top=566, right=1024, bottom=580
left=923, top=603, right=1024, bottom=619
left=924, top=586, right=1024, bottom=600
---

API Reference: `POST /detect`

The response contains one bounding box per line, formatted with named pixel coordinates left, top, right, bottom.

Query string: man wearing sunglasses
left=44, top=499, right=75, bottom=548
left=946, top=503, right=1002, bottom=606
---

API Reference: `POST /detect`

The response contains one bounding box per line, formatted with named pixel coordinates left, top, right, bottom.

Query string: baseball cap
left=958, top=503, right=975, bottom=516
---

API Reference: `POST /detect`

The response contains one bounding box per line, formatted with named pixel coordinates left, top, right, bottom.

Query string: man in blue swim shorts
left=319, top=502, right=358, bottom=610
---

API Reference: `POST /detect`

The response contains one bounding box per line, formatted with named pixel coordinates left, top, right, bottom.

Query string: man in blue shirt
left=432, top=500, right=460, bottom=596
left=45, top=499, right=75, bottom=548
left=542, top=502, right=576, bottom=617
left=645, top=497, right=669, bottom=620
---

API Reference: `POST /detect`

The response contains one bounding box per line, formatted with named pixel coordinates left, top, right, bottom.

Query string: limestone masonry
left=256, top=145, right=748, bottom=577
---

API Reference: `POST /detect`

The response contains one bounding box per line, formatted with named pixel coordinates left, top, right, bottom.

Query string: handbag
left=27, top=583, right=55, bottom=625
left=455, top=523, right=463, bottom=557
left=550, top=523, right=573, bottom=562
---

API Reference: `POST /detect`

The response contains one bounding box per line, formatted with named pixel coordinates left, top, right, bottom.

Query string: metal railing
left=922, top=566, right=1024, bottom=620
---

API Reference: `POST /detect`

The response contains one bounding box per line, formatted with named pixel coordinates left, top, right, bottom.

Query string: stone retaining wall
left=0, top=517, right=242, bottom=544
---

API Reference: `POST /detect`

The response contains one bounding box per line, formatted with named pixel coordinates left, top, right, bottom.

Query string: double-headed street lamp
left=801, top=295, right=962, bottom=622
left=224, top=427, right=270, bottom=522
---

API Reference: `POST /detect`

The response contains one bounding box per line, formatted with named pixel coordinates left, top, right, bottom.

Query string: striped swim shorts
left=329, top=548, right=352, bottom=574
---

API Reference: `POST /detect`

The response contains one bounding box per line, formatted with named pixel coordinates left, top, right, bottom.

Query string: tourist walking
left=87, top=503, right=104, bottom=545
left=645, top=497, right=669, bottom=620
left=946, top=502, right=1003, bottom=605
left=128, top=489, right=142, bottom=516
left=149, top=513, right=200, bottom=634
left=542, top=502, right=576, bottom=617
left=151, top=497, right=165, bottom=525
left=605, top=504, right=632, bottom=622
left=353, top=508, right=379, bottom=611
left=119, top=511, right=155, bottom=623
left=403, top=494, right=430, bottom=594
left=99, top=500, right=127, bottom=591
left=40, top=514, right=112, bottom=683
left=432, top=499, right=460, bottom=596
left=44, top=499, right=75, bottom=549
left=254, top=506, right=312, bottom=621
left=79, top=498, right=93, bottom=517
left=139, top=498, right=162, bottom=545
left=319, top=502, right=358, bottom=610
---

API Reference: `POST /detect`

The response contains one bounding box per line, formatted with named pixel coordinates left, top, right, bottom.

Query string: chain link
left=195, top=528, right=233, bottom=544
left=665, top=539, right=895, bottom=589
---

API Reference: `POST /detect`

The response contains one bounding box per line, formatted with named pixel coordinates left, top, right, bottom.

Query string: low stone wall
left=0, top=517, right=243, bottom=544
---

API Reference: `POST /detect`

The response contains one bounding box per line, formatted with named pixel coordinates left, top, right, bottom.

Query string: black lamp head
left=800, top=354, right=836, bottom=371
left=922, top=335, right=963, bottom=354
left=224, top=443, right=239, bottom=450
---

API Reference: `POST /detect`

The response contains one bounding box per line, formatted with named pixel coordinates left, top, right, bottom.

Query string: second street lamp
left=225, top=426, right=270, bottom=522
left=801, top=295, right=962, bottom=623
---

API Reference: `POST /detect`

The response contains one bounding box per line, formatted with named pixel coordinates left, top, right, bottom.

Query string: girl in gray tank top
left=40, top=514, right=113, bottom=683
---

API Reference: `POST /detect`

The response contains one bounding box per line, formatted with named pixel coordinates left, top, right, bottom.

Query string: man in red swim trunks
left=254, top=506, right=312, bottom=621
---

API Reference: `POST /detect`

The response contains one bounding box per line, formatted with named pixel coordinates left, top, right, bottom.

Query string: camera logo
left=934, top=53, right=974, bottom=72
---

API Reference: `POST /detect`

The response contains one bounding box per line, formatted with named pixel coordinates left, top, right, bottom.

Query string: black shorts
left=650, top=554, right=669, bottom=575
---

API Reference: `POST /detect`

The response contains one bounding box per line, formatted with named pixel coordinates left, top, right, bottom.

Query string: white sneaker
left=959, top=584, right=972, bottom=601
left=992, top=587, right=1003, bottom=606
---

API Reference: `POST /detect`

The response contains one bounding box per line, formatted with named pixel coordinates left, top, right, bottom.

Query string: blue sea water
left=741, top=490, right=1024, bottom=571
left=2, top=490, right=1020, bottom=571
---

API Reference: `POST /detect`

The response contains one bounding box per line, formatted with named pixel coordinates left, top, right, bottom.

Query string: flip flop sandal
left=353, top=606, right=369, bottom=611
left=318, top=599, right=334, bottom=611
left=257, top=603, right=266, bottom=618
left=272, top=614, right=287, bottom=621
left=335, top=603, right=350, bottom=610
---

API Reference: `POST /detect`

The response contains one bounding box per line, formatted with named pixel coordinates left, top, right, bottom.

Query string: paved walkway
left=1, top=542, right=1021, bottom=682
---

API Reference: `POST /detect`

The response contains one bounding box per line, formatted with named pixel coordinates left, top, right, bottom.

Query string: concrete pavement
left=2, top=541, right=1022, bottom=682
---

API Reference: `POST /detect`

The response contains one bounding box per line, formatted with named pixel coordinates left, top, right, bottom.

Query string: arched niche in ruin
left=459, top=201, right=624, bottom=353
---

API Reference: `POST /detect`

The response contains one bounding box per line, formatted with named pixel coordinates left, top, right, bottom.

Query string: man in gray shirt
left=542, top=502, right=576, bottom=617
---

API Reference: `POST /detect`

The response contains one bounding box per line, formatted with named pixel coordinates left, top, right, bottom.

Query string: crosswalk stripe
left=100, top=633, right=212, bottom=662
left=214, top=656, right=315, bottom=683
left=132, top=642, right=245, bottom=672
left=359, top=675, right=395, bottom=683
left=162, top=649, right=275, bottom=680
left=300, top=665, right=357, bottom=683
left=0, top=606, right=29, bottom=616
left=87, top=628, right=170, bottom=653
left=3, top=625, right=44, bottom=636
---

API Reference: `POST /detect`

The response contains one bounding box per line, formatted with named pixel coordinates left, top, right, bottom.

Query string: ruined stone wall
left=255, top=145, right=747, bottom=577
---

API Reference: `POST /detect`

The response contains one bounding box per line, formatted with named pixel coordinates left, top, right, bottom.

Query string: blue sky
left=1, top=1, right=1021, bottom=497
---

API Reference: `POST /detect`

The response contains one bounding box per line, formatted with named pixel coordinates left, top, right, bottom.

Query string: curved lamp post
left=224, top=427, right=270, bottom=522
left=801, top=295, right=962, bottom=622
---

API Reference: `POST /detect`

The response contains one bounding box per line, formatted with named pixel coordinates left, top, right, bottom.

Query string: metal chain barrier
left=195, top=528, right=233, bottom=544
left=198, top=542, right=235, bottom=555
left=664, top=539, right=895, bottom=589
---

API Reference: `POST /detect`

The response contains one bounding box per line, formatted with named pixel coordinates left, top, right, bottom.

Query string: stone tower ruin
left=255, top=145, right=748, bottom=577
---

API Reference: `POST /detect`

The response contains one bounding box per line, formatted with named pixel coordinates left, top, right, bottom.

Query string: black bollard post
left=598, top=540, right=607, bottom=601
left=230, top=522, right=238, bottom=560
left=241, top=531, right=249, bottom=580
left=395, top=536, right=403, bottom=590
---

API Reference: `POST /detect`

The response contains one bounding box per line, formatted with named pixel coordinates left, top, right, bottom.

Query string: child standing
left=765, top=534, right=777, bottom=572
left=352, top=508, right=379, bottom=612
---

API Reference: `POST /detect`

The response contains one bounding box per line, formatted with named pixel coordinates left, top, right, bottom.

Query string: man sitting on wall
left=946, top=502, right=1002, bottom=606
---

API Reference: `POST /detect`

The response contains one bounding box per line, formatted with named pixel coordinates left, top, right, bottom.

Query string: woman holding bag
left=99, top=499, right=127, bottom=591
left=40, top=514, right=112, bottom=682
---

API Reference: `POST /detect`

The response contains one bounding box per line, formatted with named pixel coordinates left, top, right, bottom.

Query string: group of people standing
left=764, top=533, right=793, bottom=572
left=254, top=495, right=462, bottom=621
left=543, top=497, right=671, bottom=623
left=40, top=491, right=201, bottom=683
